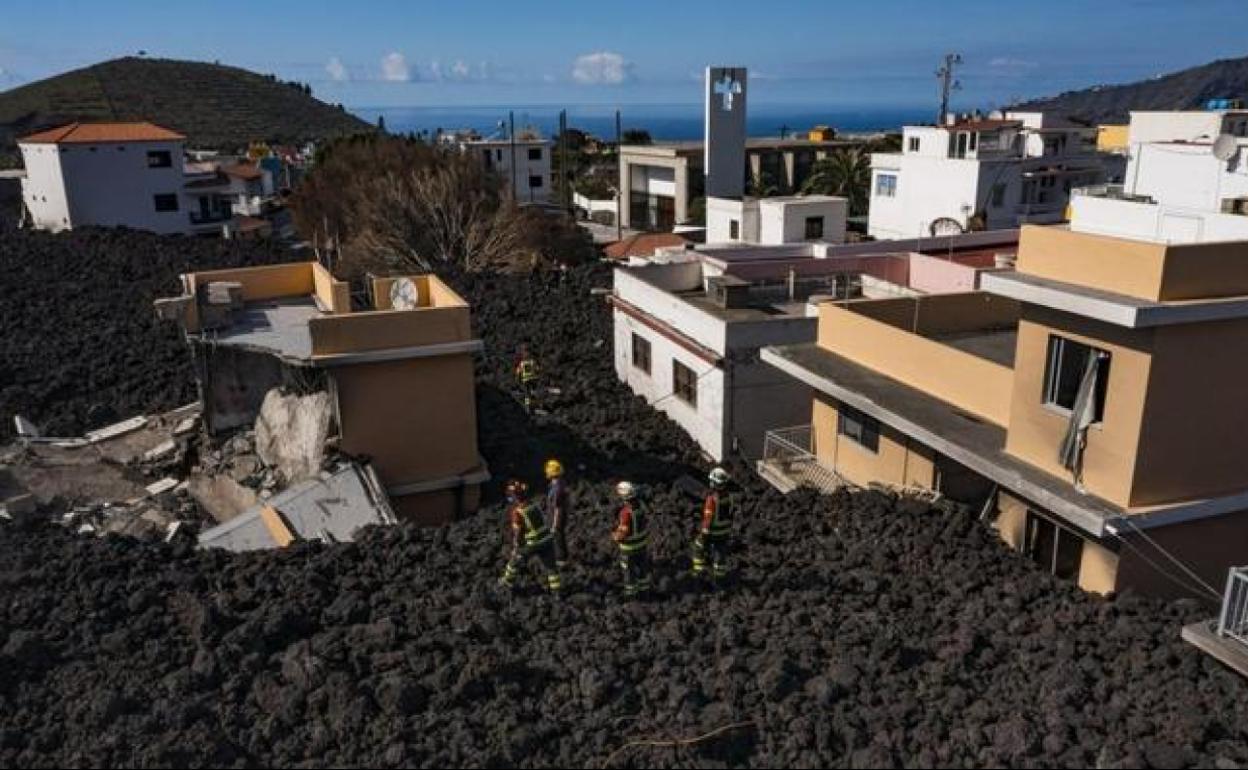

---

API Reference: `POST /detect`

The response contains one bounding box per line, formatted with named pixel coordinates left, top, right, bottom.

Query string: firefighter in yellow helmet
left=499, top=479, right=562, bottom=594
left=514, top=344, right=540, bottom=412
left=544, top=458, right=571, bottom=567
left=692, top=467, right=734, bottom=582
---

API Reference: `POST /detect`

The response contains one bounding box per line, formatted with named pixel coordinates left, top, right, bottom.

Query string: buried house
left=157, top=261, right=489, bottom=530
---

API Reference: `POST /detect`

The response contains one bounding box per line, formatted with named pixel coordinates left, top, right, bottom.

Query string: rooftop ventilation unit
left=706, top=275, right=751, bottom=309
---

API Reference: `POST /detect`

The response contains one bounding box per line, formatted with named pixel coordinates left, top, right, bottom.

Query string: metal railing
left=1072, top=184, right=1155, bottom=204
left=1217, top=566, right=1248, bottom=647
left=759, top=425, right=845, bottom=494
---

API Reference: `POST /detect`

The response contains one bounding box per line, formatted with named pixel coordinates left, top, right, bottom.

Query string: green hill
left=1014, top=55, right=1248, bottom=124
left=0, top=57, right=373, bottom=157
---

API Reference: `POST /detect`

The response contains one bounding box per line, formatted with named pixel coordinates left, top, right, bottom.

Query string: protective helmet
left=544, top=458, right=564, bottom=479
left=708, top=467, right=730, bottom=487
left=616, top=481, right=636, bottom=500
left=505, top=479, right=528, bottom=499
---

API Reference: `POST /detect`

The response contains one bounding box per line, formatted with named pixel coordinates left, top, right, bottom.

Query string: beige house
left=160, top=261, right=488, bottom=525
left=762, top=224, right=1248, bottom=599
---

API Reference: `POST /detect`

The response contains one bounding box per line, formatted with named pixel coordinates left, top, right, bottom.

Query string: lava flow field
left=1, top=232, right=1247, bottom=768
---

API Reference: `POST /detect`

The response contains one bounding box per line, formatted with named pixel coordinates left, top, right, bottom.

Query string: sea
left=352, top=104, right=930, bottom=140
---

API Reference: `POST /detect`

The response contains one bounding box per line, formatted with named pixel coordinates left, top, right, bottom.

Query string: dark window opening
left=804, top=216, right=824, bottom=240
left=153, top=193, right=179, bottom=212
left=528, top=175, right=543, bottom=189
left=631, top=333, right=651, bottom=374
left=528, top=147, right=542, bottom=161
left=729, top=219, right=740, bottom=240
left=1043, top=335, right=1110, bottom=423
left=147, top=150, right=172, bottom=168
left=838, top=404, right=880, bottom=452
left=673, top=360, right=698, bottom=407
left=1025, top=511, right=1084, bottom=581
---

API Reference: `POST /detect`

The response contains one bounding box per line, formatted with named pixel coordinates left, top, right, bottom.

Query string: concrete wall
left=465, top=140, right=551, bottom=204
left=1071, top=193, right=1248, bottom=244
left=811, top=393, right=936, bottom=490
left=758, top=197, right=847, bottom=245
left=1114, top=507, right=1248, bottom=601
left=1004, top=306, right=1152, bottom=508
left=868, top=153, right=983, bottom=239
left=907, top=253, right=998, bottom=293
left=704, top=66, right=747, bottom=200
left=18, top=144, right=71, bottom=231
left=706, top=197, right=758, bottom=244
left=1127, top=111, right=1227, bottom=145
left=1128, top=142, right=1248, bottom=212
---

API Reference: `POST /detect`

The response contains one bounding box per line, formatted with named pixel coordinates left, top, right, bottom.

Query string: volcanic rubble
left=0, top=234, right=1246, bottom=768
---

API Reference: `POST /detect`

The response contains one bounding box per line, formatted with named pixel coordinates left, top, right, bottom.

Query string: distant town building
left=17, top=121, right=278, bottom=236
left=706, top=194, right=847, bottom=245
left=1071, top=108, right=1248, bottom=242
left=867, top=112, right=1125, bottom=240
left=611, top=230, right=1019, bottom=460
left=441, top=129, right=552, bottom=204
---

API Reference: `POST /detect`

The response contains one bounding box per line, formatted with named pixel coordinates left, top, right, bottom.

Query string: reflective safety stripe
left=518, top=360, right=538, bottom=382
left=618, top=535, right=649, bottom=553
left=547, top=574, right=562, bottom=591
left=518, top=504, right=550, bottom=546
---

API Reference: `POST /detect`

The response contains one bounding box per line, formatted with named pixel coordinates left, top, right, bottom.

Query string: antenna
left=1212, top=133, right=1237, bottom=161
left=778, top=124, right=790, bottom=140
left=936, top=53, right=963, bottom=125
left=389, top=278, right=421, bottom=310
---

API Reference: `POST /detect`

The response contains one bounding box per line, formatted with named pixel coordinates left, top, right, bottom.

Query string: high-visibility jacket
left=515, top=357, right=539, bottom=383
left=509, top=501, right=551, bottom=548
left=700, top=491, right=732, bottom=538
left=613, top=501, right=649, bottom=553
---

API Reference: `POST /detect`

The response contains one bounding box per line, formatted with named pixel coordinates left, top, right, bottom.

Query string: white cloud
left=571, top=51, right=634, bottom=85
left=325, top=56, right=348, bottom=82
left=381, top=52, right=410, bottom=82
left=987, top=57, right=1039, bottom=75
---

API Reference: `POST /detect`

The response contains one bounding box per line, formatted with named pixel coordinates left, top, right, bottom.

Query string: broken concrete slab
left=85, top=416, right=148, bottom=444
left=142, top=439, right=178, bottom=463
left=187, top=474, right=259, bottom=524
left=174, top=417, right=198, bottom=437
left=254, top=389, right=331, bottom=485
left=145, top=478, right=179, bottom=497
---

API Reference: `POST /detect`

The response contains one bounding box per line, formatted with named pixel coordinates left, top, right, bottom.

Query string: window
left=804, top=216, right=824, bottom=240
left=1024, top=511, right=1084, bottom=581
left=837, top=404, right=879, bottom=452
left=729, top=219, right=740, bottom=240
left=153, top=194, right=179, bottom=212
left=528, top=147, right=542, bottom=161
left=147, top=150, right=172, bottom=168
left=991, top=183, right=1006, bottom=208
left=631, top=333, right=651, bottom=374
left=1043, top=335, right=1110, bottom=422
left=875, top=173, right=897, bottom=197
left=529, top=175, right=544, bottom=189
left=907, top=136, right=920, bottom=152
left=968, top=131, right=978, bottom=152
left=673, top=360, right=698, bottom=407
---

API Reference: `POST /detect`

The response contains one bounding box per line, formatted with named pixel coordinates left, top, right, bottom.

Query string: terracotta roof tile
left=19, top=121, right=185, bottom=144
left=604, top=232, right=690, bottom=259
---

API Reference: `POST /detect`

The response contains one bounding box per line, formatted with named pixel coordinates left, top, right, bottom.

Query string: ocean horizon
left=352, top=104, right=931, bottom=141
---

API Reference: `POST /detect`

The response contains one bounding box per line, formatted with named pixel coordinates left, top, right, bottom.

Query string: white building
left=18, top=121, right=274, bottom=236
left=1069, top=109, right=1248, bottom=243
left=611, top=230, right=1020, bottom=460
left=443, top=132, right=552, bottom=204
left=868, top=112, right=1125, bottom=240
left=706, top=194, right=847, bottom=245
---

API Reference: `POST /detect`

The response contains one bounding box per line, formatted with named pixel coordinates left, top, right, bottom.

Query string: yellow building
left=762, top=224, right=1248, bottom=598
left=1096, top=124, right=1129, bottom=153
left=160, top=261, right=488, bottom=525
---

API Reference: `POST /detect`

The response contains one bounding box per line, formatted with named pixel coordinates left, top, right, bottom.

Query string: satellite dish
left=389, top=277, right=420, bottom=310
left=1212, top=134, right=1238, bottom=161
left=929, top=217, right=965, bottom=237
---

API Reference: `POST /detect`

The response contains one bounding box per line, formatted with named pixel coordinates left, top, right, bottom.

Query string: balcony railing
left=1072, top=184, right=1155, bottom=204
left=757, top=425, right=846, bottom=494
left=1218, top=567, right=1248, bottom=648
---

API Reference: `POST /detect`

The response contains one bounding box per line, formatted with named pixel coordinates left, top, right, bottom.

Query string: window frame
left=837, top=404, right=880, bottom=453
left=672, top=359, right=698, bottom=408
left=874, top=173, right=897, bottom=198
left=907, top=136, right=920, bottom=152
left=729, top=219, right=740, bottom=240
left=631, top=333, right=651, bottom=374
left=1042, top=334, right=1110, bottom=424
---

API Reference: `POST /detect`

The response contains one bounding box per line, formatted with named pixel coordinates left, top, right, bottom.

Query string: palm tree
left=800, top=148, right=871, bottom=216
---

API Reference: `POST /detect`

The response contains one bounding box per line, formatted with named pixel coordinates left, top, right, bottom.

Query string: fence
left=759, top=425, right=845, bottom=494
left=1218, top=566, right=1248, bottom=647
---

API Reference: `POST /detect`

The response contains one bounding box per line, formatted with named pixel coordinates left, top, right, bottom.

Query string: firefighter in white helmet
left=611, top=481, right=651, bottom=597
left=692, top=467, right=734, bottom=582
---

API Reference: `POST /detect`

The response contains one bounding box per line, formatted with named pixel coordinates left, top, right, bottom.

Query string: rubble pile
left=1, top=237, right=1246, bottom=766
left=0, top=228, right=292, bottom=441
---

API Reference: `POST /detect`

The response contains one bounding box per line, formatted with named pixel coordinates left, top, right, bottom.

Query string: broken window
left=838, top=404, right=879, bottom=453
left=631, top=333, right=651, bottom=374
left=1043, top=335, right=1110, bottom=423
left=673, top=360, right=698, bottom=408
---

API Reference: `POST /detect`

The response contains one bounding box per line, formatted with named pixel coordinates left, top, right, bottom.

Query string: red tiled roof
left=604, top=232, right=690, bottom=259
left=19, top=121, right=186, bottom=144
left=221, top=162, right=263, bottom=181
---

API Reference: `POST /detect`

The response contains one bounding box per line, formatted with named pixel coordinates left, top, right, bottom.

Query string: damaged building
left=157, top=261, right=490, bottom=539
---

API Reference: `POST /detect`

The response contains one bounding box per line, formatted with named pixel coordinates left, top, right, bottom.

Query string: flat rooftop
left=207, top=297, right=319, bottom=363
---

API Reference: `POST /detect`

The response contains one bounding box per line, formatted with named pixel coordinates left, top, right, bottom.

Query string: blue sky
left=0, top=0, right=1245, bottom=109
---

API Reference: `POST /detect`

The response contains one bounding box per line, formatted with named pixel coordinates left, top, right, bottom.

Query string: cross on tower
left=713, top=72, right=742, bottom=111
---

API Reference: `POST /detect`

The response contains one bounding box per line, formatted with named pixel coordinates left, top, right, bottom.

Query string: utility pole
left=559, top=109, right=570, bottom=212
left=615, top=108, right=623, bottom=242
left=509, top=110, right=517, bottom=201
left=936, top=53, right=962, bottom=126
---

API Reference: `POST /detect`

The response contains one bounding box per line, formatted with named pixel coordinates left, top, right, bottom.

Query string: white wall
left=19, top=144, right=71, bottom=231
left=706, top=197, right=758, bottom=244
left=466, top=140, right=551, bottom=203
left=758, top=197, right=847, bottom=244
left=868, top=154, right=982, bottom=239
left=1128, top=112, right=1230, bottom=145
left=1127, top=142, right=1248, bottom=211
left=21, top=139, right=189, bottom=234
left=1071, top=193, right=1248, bottom=243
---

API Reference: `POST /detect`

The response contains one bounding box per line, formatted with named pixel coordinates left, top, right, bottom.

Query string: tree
left=377, top=115, right=387, bottom=134
left=800, top=148, right=872, bottom=216
left=747, top=170, right=779, bottom=198
left=621, top=129, right=652, bottom=146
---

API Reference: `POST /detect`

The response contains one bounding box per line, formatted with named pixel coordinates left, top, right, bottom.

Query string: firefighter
left=612, top=481, right=651, bottom=597
left=514, top=344, right=540, bottom=412
left=498, top=479, right=562, bottom=595
left=691, top=467, right=733, bottom=582
left=544, top=458, right=571, bottom=568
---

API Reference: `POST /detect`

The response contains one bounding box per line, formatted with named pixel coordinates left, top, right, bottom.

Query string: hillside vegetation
left=1015, top=55, right=1248, bottom=124
left=0, top=57, right=372, bottom=156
